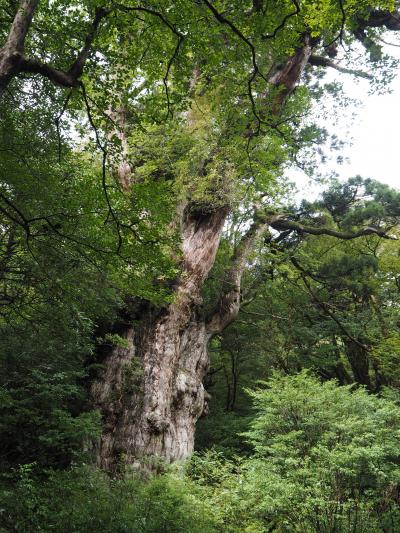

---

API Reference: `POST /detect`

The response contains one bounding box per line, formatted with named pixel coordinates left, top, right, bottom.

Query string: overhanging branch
left=269, top=216, right=397, bottom=240
left=1, top=4, right=110, bottom=95
left=308, top=54, right=373, bottom=79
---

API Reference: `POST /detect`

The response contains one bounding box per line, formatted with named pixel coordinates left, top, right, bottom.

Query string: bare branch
left=5, top=0, right=39, bottom=52
left=68, top=7, right=111, bottom=79
left=19, top=56, right=80, bottom=87
left=308, top=54, right=373, bottom=79
left=201, top=0, right=285, bottom=131
left=0, top=0, right=39, bottom=95
left=377, top=36, right=400, bottom=47
left=1, top=4, right=110, bottom=96
left=81, top=83, right=123, bottom=254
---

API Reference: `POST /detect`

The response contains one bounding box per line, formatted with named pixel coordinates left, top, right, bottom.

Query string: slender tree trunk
left=344, top=339, right=372, bottom=390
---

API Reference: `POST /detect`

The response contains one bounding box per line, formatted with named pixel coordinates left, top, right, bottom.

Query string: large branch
left=362, top=10, right=400, bottom=31
left=21, top=6, right=110, bottom=87
left=205, top=208, right=396, bottom=334
left=268, top=215, right=397, bottom=240
left=206, top=213, right=270, bottom=334
left=5, top=0, right=39, bottom=53
left=354, top=9, right=400, bottom=49
left=0, top=4, right=110, bottom=96
left=0, top=0, right=39, bottom=95
left=67, top=7, right=111, bottom=80
left=268, top=35, right=314, bottom=113
left=18, top=57, right=80, bottom=87
left=308, top=54, right=373, bottom=79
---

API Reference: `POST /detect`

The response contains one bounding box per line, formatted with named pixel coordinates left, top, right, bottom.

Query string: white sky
left=335, top=74, right=400, bottom=189
left=292, top=43, right=400, bottom=198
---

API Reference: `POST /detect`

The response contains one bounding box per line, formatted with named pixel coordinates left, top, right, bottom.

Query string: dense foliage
left=2, top=374, right=400, bottom=532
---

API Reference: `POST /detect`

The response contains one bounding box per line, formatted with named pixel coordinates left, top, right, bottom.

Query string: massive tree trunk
left=91, top=206, right=278, bottom=470
left=92, top=207, right=229, bottom=470
left=89, top=26, right=395, bottom=467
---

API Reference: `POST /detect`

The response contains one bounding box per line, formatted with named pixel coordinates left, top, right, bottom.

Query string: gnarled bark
left=92, top=207, right=228, bottom=470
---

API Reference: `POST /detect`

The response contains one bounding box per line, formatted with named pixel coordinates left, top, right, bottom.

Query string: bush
left=188, top=372, right=400, bottom=532
left=0, top=465, right=218, bottom=532
left=3, top=373, right=400, bottom=532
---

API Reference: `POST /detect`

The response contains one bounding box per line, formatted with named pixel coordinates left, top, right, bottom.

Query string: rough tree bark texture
left=0, top=0, right=39, bottom=96
left=92, top=207, right=229, bottom=470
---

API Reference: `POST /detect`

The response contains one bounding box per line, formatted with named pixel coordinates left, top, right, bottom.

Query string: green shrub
left=189, top=372, right=400, bottom=532
left=0, top=465, right=218, bottom=532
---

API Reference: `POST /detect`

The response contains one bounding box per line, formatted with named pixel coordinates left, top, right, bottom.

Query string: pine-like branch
left=268, top=215, right=397, bottom=240
left=206, top=209, right=397, bottom=334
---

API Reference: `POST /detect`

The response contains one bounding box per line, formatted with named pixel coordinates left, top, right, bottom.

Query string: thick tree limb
left=268, top=215, right=397, bottom=240
left=206, top=213, right=270, bottom=334
left=206, top=207, right=396, bottom=335
left=0, top=0, right=39, bottom=95
left=269, top=36, right=314, bottom=110
left=4, top=0, right=38, bottom=53
left=0, top=3, right=110, bottom=97
left=362, top=10, right=400, bottom=31
left=18, top=57, right=80, bottom=87
left=308, top=54, right=373, bottom=79
left=354, top=9, right=400, bottom=48
left=68, top=7, right=111, bottom=80
left=20, top=6, right=111, bottom=88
